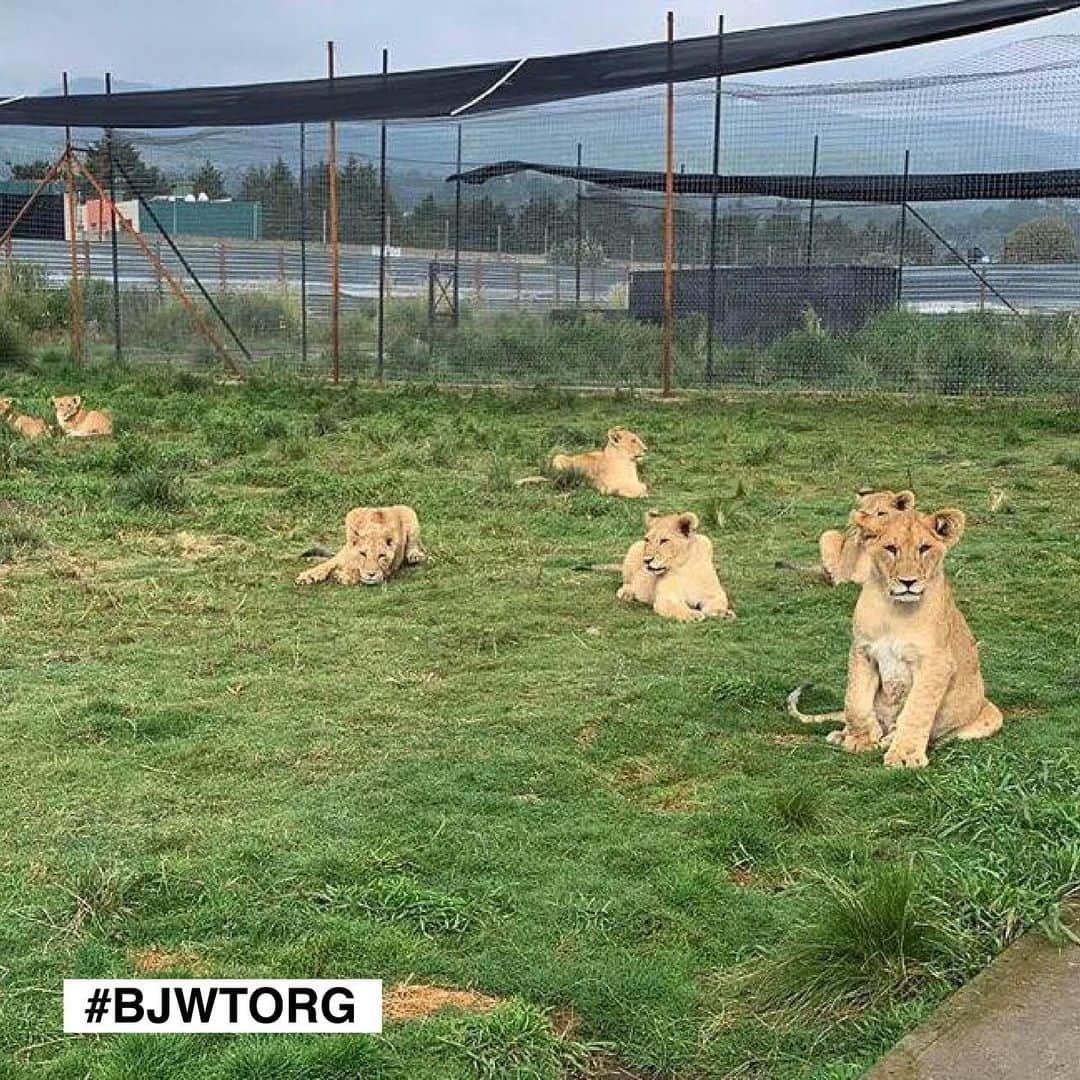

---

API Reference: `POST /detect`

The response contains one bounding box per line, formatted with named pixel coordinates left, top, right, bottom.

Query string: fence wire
left=5, top=35, right=1080, bottom=393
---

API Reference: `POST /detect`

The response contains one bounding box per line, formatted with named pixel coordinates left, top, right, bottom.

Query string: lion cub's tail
left=300, top=545, right=335, bottom=559
left=786, top=684, right=845, bottom=726
left=572, top=563, right=623, bottom=573
left=775, top=559, right=832, bottom=583
left=516, top=475, right=551, bottom=487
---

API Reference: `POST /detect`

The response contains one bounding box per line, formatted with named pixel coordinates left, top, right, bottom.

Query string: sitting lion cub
left=777, top=488, right=914, bottom=584
left=552, top=427, right=648, bottom=498
left=0, top=396, right=50, bottom=440
left=789, top=505, right=1002, bottom=768
left=617, top=510, right=734, bottom=622
left=296, top=505, right=426, bottom=586
left=51, top=394, right=112, bottom=437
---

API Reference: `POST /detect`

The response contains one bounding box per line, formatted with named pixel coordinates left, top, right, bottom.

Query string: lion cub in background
left=51, top=394, right=112, bottom=437
left=0, top=397, right=50, bottom=440
left=818, top=488, right=916, bottom=584
left=618, top=510, right=734, bottom=622
left=296, top=505, right=426, bottom=586
left=552, top=427, right=648, bottom=498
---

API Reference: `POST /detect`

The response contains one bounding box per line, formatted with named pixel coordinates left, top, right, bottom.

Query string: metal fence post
left=327, top=41, right=340, bottom=382
left=105, top=72, right=122, bottom=363
left=377, top=47, right=389, bottom=382
left=299, top=121, right=308, bottom=367
left=661, top=12, right=676, bottom=396
left=705, top=14, right=724, bottom=381
left=453, top=124, right=462, bottom=328
left=574, top=142, right=583, bottom=308
left=897, top=148, right=911, bottom=309
left=806, top=133, right=819, bottom=270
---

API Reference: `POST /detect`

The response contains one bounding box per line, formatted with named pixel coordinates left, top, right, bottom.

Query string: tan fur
left=617, top=510, right=734, bottom=622
left=818, top=488, right=916, bottom=585
left=0, top=397, right=50, bottom=440
left=296, top=505, right=426, bottom=587
left=51, top=394, right=112, bottom=437
left=552, top=427, right=648, bottom=499
left=792, top=506, right=1002, bottom=768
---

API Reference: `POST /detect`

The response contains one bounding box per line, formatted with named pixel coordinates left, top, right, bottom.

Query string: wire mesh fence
left=5, top=34, right=1080, bottom=393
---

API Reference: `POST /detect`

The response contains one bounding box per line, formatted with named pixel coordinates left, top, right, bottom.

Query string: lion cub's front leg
left=840, top=647, right=884, bottom=753
left=296, top=552, right=342, bottom=586
left=883, top=660, right=953, bottom=769
left=402, top=512, right=427, bottom=565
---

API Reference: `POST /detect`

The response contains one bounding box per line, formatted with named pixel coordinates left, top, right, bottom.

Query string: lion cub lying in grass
left=296, top=505, right=426, bottom=586
left=777, top=488, right=915, bottom=584
left=789, top=505, right=1002, bottom=768
left=552, top=427, right=648, bottom=498
left=0, top=397, right=50, bottom=440
left=51, top=394, right=112, bottom=437
left=617, top=510, right=734, bottom=622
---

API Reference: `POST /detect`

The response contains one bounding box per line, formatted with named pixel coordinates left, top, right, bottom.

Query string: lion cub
left=0, top=397, right=50, bottom=440
left=552, top=427, right=648, bottom=498
left=777, top=488, right=914, bottom=584
left=617, top=510, right=734, bottom=622
left=51, top=394, right=112, bottom=437
left=296, top=505, right=426, bottom=587
left=790, top=505, right=1002, bottom=769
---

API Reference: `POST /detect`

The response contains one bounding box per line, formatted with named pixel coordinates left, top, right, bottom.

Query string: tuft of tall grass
left=116, top=467, right=187, bottom=511
left=751, top=864, right=954, bottom=1018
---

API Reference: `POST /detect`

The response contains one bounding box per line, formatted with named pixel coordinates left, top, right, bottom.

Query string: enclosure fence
left=6, top=33, right=1080, bottom=394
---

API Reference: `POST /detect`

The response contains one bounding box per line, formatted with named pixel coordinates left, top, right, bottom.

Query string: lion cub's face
left=641, top=511, right=698, bottom=575
left=51, top=394, right=82, bottom=421
left=857, top=507, right=965, bottom=604
left=0, top=397, right=14, bottom=417
left=345, top=526, right=399, bottom=585
left=607, top=428, right=647, bottom=459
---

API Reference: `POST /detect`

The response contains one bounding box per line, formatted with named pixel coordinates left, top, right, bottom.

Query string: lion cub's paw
left=840, top=728, right=882, bottom=754
left=295, top=569, right=323, bottom=586
left=883, top=743, right=929, bottom=769
left=616, top=585, right=636, bottom=603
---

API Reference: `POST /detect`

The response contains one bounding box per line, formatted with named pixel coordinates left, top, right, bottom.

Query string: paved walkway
left=866, top=905, right=1080, bottom=1079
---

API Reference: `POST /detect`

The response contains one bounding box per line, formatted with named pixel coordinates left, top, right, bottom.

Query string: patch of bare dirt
left=383, top=983, right=503, bottom=1022
left=170, top=532, right=246, bottom=560
left=130, top=947, right=202, bottom=974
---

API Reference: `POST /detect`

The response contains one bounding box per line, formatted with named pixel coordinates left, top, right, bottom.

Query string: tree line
left=11, top=138, right=1079, bottom=266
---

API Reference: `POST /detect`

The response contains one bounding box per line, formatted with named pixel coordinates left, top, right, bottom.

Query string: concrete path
left=866, top=905, right=1080, bottom=1079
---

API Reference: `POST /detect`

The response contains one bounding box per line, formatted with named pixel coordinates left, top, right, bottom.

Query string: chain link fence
left=5, top=36, right=1080, bottom=392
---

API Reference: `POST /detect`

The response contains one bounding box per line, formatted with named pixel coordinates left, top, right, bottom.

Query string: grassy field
left=0, top=359, right=1078, bottom=1079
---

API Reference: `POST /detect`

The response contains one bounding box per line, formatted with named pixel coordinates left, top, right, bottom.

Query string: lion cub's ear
left=607, top=428, right=622, bottom=443
left=645, top=508, right=662, bottom=527
left=893, top=490, right=916, bottom=511
left=676, top=512, right=698, bottom=536
left=850, top=507, right=888, bottom=538
left=927, top=508, right=965, bottom=548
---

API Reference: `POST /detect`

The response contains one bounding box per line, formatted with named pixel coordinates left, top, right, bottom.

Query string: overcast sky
left=5, top=0, right=1080, bottom=93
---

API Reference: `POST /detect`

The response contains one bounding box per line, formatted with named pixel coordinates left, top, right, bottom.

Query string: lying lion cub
left=51, top=394, right=112, bottom=437
left=296, top=505, right=426, bottom=586
left=0, top=396, right=50, bottom=440
left=777, top=488, right=914, bottom=585
left=617, top=510, right=734, bottom=622
left=552, top=427, right=648, bottom=498
left=789, top=505, right=1002, bottom=768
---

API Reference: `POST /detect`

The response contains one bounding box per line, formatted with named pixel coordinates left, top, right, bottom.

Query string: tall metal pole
left=327, top=41, right=341, bottom=383
left=453, top=124, right=462, bottom=327
left=806, top=133, right=819, bottom=270
left=705, top=13, right=724, bottom=381
left=377, top=47, right=389, bottom=382
left=661, top=12, right=676, bottom=397
left=897, top=148, right=911, bottom=309
left=574, top=142, right=583, bottom=308
left=299, top=122, right=308, bottom=367
left=62, top=72, right=83, bottom=364
left=105, top=73, right=122, bottom=363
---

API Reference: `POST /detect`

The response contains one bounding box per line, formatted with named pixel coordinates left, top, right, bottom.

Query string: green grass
left=0, top=359, right=1078, bottom=1078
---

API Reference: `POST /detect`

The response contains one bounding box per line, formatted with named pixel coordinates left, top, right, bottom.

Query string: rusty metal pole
left=62, top=73, right=84, bottom=363
left=661, top=13, right=676, bottom=396
left=327, top=41, right=341, bottom=383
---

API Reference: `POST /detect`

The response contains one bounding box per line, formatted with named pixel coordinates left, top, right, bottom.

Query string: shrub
left=115, top=467, right=187, bottom=511
left=0, top=317, right=31, bottom=366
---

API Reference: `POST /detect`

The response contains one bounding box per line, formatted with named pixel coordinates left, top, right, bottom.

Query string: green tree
left=240, top=158, right=299, bottom=240
left=1003, top=216, right=1078, bottom=264
left=80, top=137, right=169, bottom=200
left=191, top=160, right=226, bottom=200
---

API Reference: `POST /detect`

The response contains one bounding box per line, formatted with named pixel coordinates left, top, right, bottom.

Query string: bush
left=0, top=317, right=31, bottom=366
left=115, top=468, right=187, bottom=511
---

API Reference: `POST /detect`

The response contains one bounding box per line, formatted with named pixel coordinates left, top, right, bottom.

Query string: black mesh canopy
left=1, top=0, right=1077, bottom=127
left=447, top=162, right=1080, bottom=203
